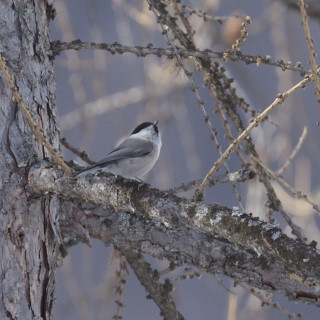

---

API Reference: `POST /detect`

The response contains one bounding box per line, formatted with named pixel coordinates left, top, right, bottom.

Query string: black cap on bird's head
left=131, top=121, right=159, bottom=135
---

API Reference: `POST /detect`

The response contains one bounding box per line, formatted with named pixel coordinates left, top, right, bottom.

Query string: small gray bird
left=73, top=121, right=161, bottom=181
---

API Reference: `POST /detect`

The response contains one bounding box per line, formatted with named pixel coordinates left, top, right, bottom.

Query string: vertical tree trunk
left=0, top=1, right=59, bottom=319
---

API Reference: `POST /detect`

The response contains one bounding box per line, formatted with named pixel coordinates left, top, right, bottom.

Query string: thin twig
left=277, top=126, right=308, bottom=175
left=51, top=40, right=311, bottom=75
left=181, top=4, right=245, bottom=23
left=164, top=0, right=245, bottom=23
left=213, top=93, right=247, bottom=165
left=158, top=266, right=176, bottom=277
left=0, top=55, right=72, bottom=175
left=239, top=283, right=304, bottom=320
left=192, top=57, right=246, bottom=210
left=228, top=16, right=251, bottom=54
left=113, top=250, right=129, bottom=320
left=170, top=1, right=194, bottom=42
left=299, top=0, right=320, bottom=116
left=119, top=247, right=185, bottom=320
left=148, top=1, right=245, bottom=210
left=60, top=137, right=95, bottom=165
left=170, top=3, right=247, bottom=210
left=194, top=74, right=313, bottom=201
left=252, top=155, right=320, bottom=213
left=170, top=169, right=255, bottom=194
left=147, top=0, right=307, bottom=241
left=213, top=275, right=236, bottom=295
left=172, top=269, right=201, bottom=286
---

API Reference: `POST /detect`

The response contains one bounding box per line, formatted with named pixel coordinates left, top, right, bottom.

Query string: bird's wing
left=97, top=138, right=154, bottom=166
left=73, top=138, right=154, bottom=176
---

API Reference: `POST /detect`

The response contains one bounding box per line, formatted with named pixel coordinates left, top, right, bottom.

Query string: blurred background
left=51, top=0, right=320, bottom=319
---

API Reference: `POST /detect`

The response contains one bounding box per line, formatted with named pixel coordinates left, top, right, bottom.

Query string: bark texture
left=1, top=1, right=320, bottom=319
left=28, top=166, right=320, bottom=308
left=0, top=1, right=59, bottom=319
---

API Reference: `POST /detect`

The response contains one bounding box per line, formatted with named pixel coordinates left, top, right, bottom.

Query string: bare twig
left=172, top=268, right=202, bottom=286
left=277, top=126, right=308, bottom=175
left=158, top=264, right=177, bottom=277
left=60, top=137, right=95, bottom=165
left=148, top=1, right=245, bottom=210
left=0, top=55, right=72, bottom=175
left=113, top=250, right=129, bottom=320
left=213, top=93, right=247, bottom=165
left=239, top=283, right=304, bottom=320
left=170, top=169, right=255, bottom=194
left=170, top=1, right=195, bottom=42
left=119, top=247, right=185, bottom=320
left=228, top=16, right=251, bottom=54
left=178, top=3, right=245, bottom=23
left=213, top=275, right=236, bottom=295
left=147, top=0, right=306, bottom=242
left=173, top=3, right=248, bottom=210
left=299, top=0, right=320, bottom=115
left=194, top=74, right=313, bottom=201
left=51, top=40, right=310, bottom=75
left=252, top=155, right=320, bottom=213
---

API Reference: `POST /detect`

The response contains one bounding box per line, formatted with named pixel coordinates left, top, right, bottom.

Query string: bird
left=72, top=121, right=162, bottom=181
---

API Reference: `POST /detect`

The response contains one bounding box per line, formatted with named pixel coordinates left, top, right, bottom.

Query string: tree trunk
left=1, top=1, right=320, bottom=319
left=0, top=1, right=59, bottom=319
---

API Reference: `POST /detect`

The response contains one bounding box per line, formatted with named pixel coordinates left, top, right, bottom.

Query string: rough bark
left=1, top=1, right=320, bottom=319
left=0, top=1, right=59, bottom=319
left=28, top=166, right=320, bottom=308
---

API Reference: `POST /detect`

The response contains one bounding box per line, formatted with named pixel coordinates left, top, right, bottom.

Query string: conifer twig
left=299, top=0, right=320, bottom=116
left=194, top=74, right=313, bottom=201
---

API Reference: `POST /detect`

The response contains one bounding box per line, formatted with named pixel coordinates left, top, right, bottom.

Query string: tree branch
left=50, top=40, right=310, bottom=75
left=118, top=247, right=184, bottom=320
left=170, top=169, right=255, bottom=193
left=146, top=0, right=307, bottom=243
left=194, top=73, right=313, bottom=202
left=28, top=164, right=320, bottom=308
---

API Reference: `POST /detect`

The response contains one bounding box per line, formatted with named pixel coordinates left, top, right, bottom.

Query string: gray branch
left=28, top=164, right=320, bottom=308
left=276, top=0, right=320, bottom=19
left=51, top=40, right=310, bottom=75
left=118, top=247, right=185, bottom=320
left=170, top=169, right=255, bottom=193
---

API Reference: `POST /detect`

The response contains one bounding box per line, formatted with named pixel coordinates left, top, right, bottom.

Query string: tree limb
left=28, top=164, right=320, bottom=308
left=118, top=247, right=185, bottom=320
left=50, top=40, right=310, bottom=75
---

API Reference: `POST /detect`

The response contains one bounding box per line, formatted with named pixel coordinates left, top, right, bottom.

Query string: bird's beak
left=153, top=120, right=159, bottom=127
